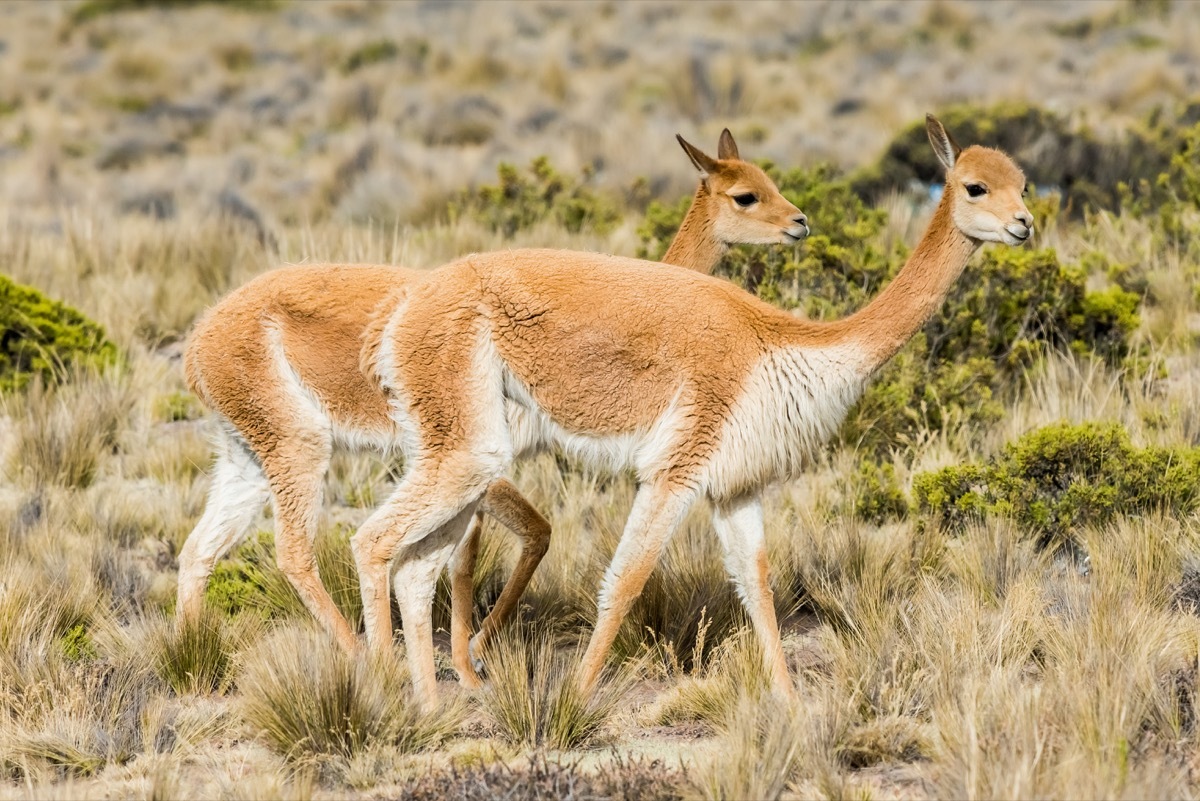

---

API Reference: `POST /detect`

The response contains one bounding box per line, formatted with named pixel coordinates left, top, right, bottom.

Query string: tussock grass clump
left=647, top=629, right=768, bottom=730
left=4, top=373, right=135, bottom=489
left=239, top=626, right=460, bottom=761
left=691, top=693, right=804, bottom=801
left=151, top=607, right=243, bottom=695
left=479, top=626, right=638, bottom=750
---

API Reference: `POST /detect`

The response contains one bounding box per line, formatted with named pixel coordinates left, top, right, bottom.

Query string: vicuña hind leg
left=351, top=456, right=500, bottom=710
left=712, top=494, right=793, bottom=698
left=394, top=505, right=479, bottom=708
left=576, top=481, right=696, bottom=697
left=176, top=428, right=270, bottom=624
left=261, top=435, right=360, bottom=655
left=448, top=479, right=552, bottom=686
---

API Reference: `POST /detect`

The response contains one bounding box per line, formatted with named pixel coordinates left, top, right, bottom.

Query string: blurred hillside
left=0, top=0, right=1197, bottom=232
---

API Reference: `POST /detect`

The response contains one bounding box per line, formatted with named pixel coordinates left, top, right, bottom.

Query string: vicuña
left=178, top=129, right=807, bottom=687
left=351, top=115, right=1034, bottom=711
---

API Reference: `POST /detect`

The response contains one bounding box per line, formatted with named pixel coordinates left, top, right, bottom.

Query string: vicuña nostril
left=793, top=215, right=807, bottom=226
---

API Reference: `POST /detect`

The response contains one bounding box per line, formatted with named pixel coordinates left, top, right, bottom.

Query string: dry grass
left=237, top=626, right=462, bottom=765
left=477, top=626, right=639, bottom=751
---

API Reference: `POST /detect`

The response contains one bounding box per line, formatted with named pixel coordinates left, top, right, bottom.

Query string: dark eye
left=732, top=193, right=758, bottom=207
left=965, top=183, right=987, bottom=198
left=1022, top=183, right=1029, bottom=196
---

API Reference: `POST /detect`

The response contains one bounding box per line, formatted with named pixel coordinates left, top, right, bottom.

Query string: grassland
left=3, top=0, right=1200, bottom=798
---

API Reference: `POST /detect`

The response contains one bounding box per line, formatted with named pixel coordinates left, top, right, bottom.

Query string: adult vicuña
left=449, top=128, right=807, bottom=681
left=178, top=129, right=807, bottom=686
left=352, top=115, right=1034, bottom=711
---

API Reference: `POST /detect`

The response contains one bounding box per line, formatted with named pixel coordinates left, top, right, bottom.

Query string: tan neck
left=824, top=193, right=978, bottom=375
left=661, top=182, right=728, bottom=273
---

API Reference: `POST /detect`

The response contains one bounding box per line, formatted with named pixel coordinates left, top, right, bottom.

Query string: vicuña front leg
left=712, top=494, right=794, bottom=697
left=576, top=481, right=696, bottom=697
left=470, top=480, right=551, bottom=659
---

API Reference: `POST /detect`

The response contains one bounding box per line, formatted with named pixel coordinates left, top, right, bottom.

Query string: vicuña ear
left=926, top=113, right=962, bottom=173
left=717, top=128, right=740, bottom=160
left=676, top=133, right=719, bottom=178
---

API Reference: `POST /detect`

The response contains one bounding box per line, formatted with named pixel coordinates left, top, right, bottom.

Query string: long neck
left=822, top=193, right=978, bottom=376
left=661, top=182, right=727, bottom=273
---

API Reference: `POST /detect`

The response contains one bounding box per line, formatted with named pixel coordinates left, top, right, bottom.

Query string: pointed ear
left=717, top=128, right=740, bottom=160
left=676, top=133, right=719, bottom=178
left=925, top=113, right=962, bottom=172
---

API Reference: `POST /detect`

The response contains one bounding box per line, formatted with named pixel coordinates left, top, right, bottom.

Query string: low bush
left=204, top=527, right=361, bottom=627
left=0, top=274, right=118, bottom=393
left=449, top=157, right=622, bottom=237
left=913, top=421, right=1200, bottom=547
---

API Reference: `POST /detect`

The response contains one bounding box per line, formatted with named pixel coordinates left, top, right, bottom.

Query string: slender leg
left=264, top=436, right=360, bottom=655
left=467, top=479, right=551, bottom=665
left=351, top=456, right=498, bottom=710
left=394, top=504, right=479, bottom=709
left=176, top=429, right=270, bottom=623
left=712, top=494, right=793, bottom=698
left=448, top=510, right=484, bottom=688
left=576, top=482, right=696, bottom=697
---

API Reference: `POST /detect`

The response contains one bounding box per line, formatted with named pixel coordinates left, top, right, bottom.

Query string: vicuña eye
left=1022, top=183, right=1029, bottom=196
left=732, top=193, right=758, bottom=207
left=965, top=183, right=987, bottom=198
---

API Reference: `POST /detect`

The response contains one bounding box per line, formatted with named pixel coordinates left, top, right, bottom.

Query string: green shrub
left=913, top=421, right=1200, bottom=547
left=840, top=460, right=908, bottom=524
left=449, top=157, right=622, bottom=237
left=342, top=39, right=398, bottom=73
left=70, top=0, right=279, bottom=25
left=844, top=246, right=1141, bottom=455
left=0, top=274, right=118, bottom=392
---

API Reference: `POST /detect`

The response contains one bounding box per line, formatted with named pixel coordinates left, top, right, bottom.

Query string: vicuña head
left=927, top=113, right=1033, bottom=245
left=665, top=128, right=808, bottom=269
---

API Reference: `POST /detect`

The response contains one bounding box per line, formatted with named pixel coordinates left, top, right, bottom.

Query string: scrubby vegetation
left=4, top=0, right=1200, bottom=798
left=915, top=421, right=1200, bottom=547
left=0, top=275, right=118, bottom=392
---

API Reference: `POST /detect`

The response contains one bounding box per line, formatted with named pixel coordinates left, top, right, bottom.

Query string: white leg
left=393, top=504, right=480, bottom=708
left=576, top=481, right=696, bottom=696
left=351, top=455, right=500, bottom=710
left=712, top=494, right=793, bottom=697
left=176, top=429, right=269, bottom=623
